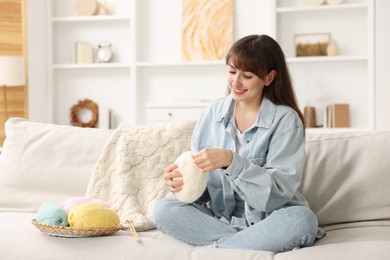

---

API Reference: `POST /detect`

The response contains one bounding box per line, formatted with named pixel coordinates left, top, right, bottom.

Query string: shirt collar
left=217, top=94, right=276, bottom=129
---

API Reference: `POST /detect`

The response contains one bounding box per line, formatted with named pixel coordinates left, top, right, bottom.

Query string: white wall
left=26, top=0, right=50, bottom=123
left=375, top=0, right=390, bottom=130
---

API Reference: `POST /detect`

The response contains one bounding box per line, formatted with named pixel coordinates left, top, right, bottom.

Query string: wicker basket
left=31, top=219, right=121, bottom=238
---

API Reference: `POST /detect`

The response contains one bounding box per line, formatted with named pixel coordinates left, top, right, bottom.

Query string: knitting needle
left=126, top=220, right=141, bottom=243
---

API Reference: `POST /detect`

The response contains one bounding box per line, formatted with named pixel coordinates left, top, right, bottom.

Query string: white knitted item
left=85, top=120, right=196, bottom=231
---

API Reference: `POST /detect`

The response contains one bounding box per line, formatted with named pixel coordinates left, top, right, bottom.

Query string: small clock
left=96, top=42, right=113, bottom=63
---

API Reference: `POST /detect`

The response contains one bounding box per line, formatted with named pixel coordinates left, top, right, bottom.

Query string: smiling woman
left=0, top=0, right=27, bottom=145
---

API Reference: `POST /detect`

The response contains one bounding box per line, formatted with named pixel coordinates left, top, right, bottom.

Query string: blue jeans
left=153, top=197, right=321, bottom=252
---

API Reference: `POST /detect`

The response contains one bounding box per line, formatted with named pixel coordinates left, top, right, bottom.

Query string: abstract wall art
left=182, top=0, right=233, bottom=61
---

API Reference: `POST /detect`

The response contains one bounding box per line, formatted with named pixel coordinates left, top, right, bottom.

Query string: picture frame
left=295, top=33, right=331, bottom=57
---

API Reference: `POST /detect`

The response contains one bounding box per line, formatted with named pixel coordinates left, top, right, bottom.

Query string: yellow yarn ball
left=68, top=202, right=120, bottom=229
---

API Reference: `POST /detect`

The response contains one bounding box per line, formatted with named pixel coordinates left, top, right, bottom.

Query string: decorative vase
left=97, top=0, right=110, bottom=15
left=327, top=40, right=339, bottom=56
left=304, top=106, right=317, bottom=128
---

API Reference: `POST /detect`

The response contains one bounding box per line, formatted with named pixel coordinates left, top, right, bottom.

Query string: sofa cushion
left=0, top=118, right=112, bottom=212
left=0, top=212, right=277, bottom=260
left=301, top=131, right=390, bottom=227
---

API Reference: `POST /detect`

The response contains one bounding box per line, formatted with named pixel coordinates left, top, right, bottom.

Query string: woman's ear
left=265, top=70, right=277, bottom=86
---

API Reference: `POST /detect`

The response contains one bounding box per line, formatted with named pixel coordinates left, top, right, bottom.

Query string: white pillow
left=0, top=118, right=113, bottom=212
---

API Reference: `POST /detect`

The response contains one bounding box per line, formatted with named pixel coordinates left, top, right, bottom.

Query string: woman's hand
left=163, top=163, right=184, bottom=193
left=193, top=148, right=232, bottom=172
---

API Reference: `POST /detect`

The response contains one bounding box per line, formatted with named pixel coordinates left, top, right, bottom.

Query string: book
left=74, top=42, right=93, bottom=64
left=332, top=103, right=350, bottom=128
left=109, top=109, right=116, bottom=129
left=323, top=103, right=350, bottom=128
left=323, top=105, right=332, bottom=128
left=98, top=107, right=116, bottom=129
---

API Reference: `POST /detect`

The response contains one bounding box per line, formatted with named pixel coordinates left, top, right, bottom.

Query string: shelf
left=146, top=100, right=210, bottom=108
left=306, top=127, right=372, bottom=133
left=51, top=15, right=130, bottom=23
left=136, top=60, right=225, bottom=67
left=277, top=3, right=367, bottom=13
left=52, top=63, right=131, bottom=70
left=286, top=56, right=368, bottom=63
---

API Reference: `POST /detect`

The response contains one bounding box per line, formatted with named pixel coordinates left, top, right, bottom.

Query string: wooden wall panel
left=0, top=86, right=25, bottom=142
left=0, top=87, right=25, bottom=115
left=0, top=0, right=22, bottom=55
left=0, top=0, right=26, bottom=146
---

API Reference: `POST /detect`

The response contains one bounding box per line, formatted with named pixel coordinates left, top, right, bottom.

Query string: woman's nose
left=231, top=75, right=241, bottom=87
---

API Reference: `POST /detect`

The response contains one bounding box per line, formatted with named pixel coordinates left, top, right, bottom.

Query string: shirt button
left=251, top=222, right=254, bottom=225
left=246, top=140, right=250, bottom=143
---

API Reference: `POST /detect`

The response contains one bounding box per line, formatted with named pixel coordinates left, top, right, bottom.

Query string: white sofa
left=1, top=118, right=390, bottom=260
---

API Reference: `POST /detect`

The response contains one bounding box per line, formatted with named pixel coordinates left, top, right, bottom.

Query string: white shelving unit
left=46, top=0, right=271, bottom=127
left=274, top=0, right=375, bottom=129
left=47, top=0, right=133, bottom=127
left=46, top=0, right=374, bottom=129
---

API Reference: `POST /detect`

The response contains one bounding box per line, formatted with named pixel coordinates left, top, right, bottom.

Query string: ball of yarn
left=173, top=151, right=209, bottom=203
left=36, top=202, right=69, bottom=227
left=61, top=197, right=109, bottom=211
left=68, top=202, right=120, bottom=229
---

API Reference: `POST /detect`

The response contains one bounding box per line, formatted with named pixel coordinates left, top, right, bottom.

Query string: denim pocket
left=247, top=154, right=266, bottom=166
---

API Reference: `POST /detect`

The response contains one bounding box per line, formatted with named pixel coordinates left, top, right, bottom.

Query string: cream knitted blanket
left=85, top=120, right=195, bottom=231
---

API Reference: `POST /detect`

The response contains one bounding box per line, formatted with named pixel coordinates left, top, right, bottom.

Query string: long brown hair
left=225, top=34, right=305, bottom=129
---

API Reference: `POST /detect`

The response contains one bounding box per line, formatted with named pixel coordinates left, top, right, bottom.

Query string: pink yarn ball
left=61, top=197, right=109, bottom=211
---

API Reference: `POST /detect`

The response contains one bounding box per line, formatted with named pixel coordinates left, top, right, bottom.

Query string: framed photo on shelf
left=295, top=33, right=331, bottom=57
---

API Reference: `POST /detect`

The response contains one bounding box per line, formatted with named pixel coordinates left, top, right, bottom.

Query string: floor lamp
left=0, top=56, right=25, bottom=120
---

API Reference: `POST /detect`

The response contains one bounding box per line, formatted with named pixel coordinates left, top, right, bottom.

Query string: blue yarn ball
left=36, top=202, right=69, bottom=227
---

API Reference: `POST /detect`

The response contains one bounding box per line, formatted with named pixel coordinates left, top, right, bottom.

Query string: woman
left=153, top=34, right=324, bottom=252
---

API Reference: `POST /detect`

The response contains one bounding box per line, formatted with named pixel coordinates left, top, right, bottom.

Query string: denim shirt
left=191, top=94, right=309, bottom=228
